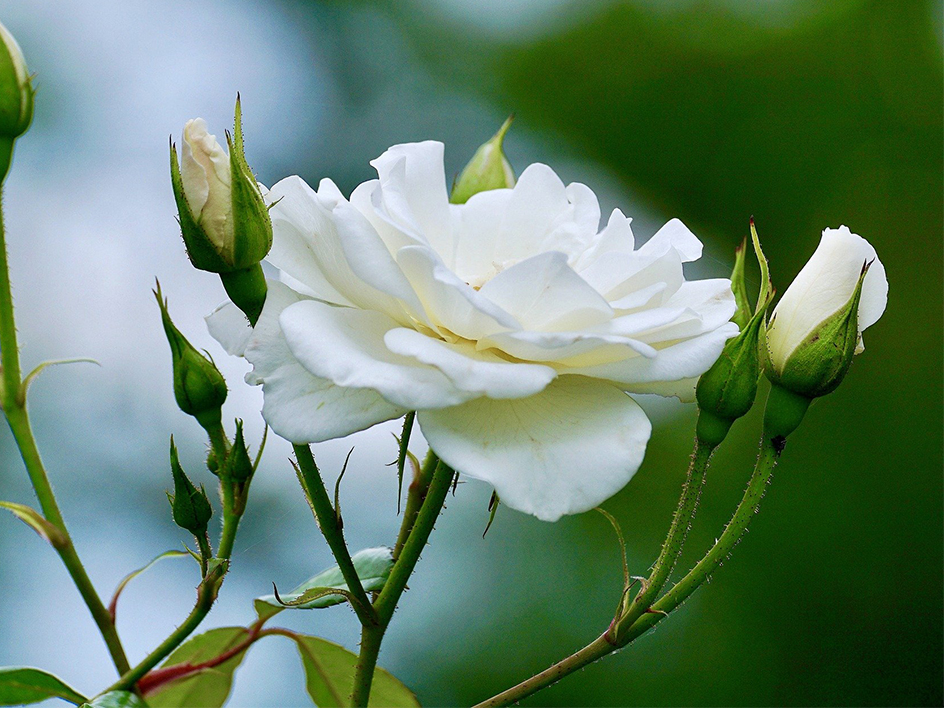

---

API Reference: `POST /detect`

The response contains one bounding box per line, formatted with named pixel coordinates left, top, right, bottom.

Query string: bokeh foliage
left=319, top=0, right=942, bottom=705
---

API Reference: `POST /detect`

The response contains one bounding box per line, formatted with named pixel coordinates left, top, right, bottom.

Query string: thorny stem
left=293, top=443, right=377, bottom=627
left=351, top=458, right=455, bottom=707
left=613, top=435, right=714, bottom=636
left=102, top=563, right=226, bottom=694
left=0, top=188, right=132, bottom=676
left=473, top=435, right=782, bottom=708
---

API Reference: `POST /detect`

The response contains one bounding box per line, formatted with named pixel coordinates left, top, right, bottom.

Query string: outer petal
left=206, top=300, right=252, bottom=356
left=278, top=299, right=473, bottom=410
left=241, top=281, right=405, bottom=443
left=384, top=327, right=557, bottom=399
left=369, top=141, right=452, bottom=256
left=265, top=176, right=426, bottom=325
left=570, top=321, right=739, bottom=387
left=418, top=376, right=652, bottom=522
left=768, top=226, right=887, bottom=367
left=637, top=218, right=703, bottom=262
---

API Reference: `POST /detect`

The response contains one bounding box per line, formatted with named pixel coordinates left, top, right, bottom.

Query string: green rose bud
left=168, top=437, right=213, bottom=536
left=450, top=116, right=516, bottom=204
left=221, top=419, right=253, bottom=483
left=695, top=220, right=773, bottom=447
left=0, top=20, right=33, bottom=180
left=155, top=284, right=228, bottom=430
left=170, top=96, right=271, bottom=324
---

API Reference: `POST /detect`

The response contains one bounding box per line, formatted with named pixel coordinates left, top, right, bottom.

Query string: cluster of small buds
left=697, top=222, right=886, bottom=447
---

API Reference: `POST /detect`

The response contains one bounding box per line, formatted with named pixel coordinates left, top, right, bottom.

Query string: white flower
left=208, top=141, right=738, bottom=521
left=180, top=118, right=234, bottom=259
left=767, top=226, right=888, bottom=374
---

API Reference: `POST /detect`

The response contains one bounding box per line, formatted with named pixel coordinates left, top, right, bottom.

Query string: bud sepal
left=168, top=437, right=213, bottom=538
left=155, top=284, right=228, bottom=429
left=450, top=116, right=516, bottom=204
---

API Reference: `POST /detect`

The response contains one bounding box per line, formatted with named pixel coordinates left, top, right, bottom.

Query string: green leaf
left=109, top=550, right=191, bottom=621
left=0, top=666, right=87, bottom=705
left=257, top=547, right=393, bottom=613
left=144, top=627, right=251, bottom=708
left=291, top=635, right=420, bottom=707
left=0, top=501, right=66, bottom=548
left=79, top=691, right=148, bottom=708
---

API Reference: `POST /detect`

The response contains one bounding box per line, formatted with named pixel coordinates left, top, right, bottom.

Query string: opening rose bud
left=764, top=226, right=888, bottom=438
left=170, top=98, right=272, bottom=324
left=449, top=116, right=516, bottom=205
left=0, top=20, right=33, bottom=180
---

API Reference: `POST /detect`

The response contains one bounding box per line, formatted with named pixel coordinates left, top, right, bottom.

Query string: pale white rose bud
left=170, top=98, right=272, bottom=324
left=180, top=118, right=234, bottom=261
left=763, top=226, right=888, bottom=440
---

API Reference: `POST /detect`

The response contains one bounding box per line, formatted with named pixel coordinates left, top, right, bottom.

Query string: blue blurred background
left=0, top=1, right=940, bottom=706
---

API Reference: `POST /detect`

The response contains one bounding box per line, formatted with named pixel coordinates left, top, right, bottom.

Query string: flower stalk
left=0, top=189, right=133, bottom=677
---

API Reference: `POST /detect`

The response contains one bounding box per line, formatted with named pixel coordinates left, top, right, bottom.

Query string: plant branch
left=473, top=435, right=781, bottom=708
left=0, top=189, right=132, bottom=676
left=292, top=443, right=377, bottom=627
left=351, top=458, right=456, bottom=707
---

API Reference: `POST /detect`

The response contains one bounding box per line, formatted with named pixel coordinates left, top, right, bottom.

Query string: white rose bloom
left=208, top=141, right=738, bottom=521
left=767, top=226, right=888, bottom=373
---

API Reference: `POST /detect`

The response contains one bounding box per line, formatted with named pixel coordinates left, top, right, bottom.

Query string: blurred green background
left=0, top=0, right=940, bottom=706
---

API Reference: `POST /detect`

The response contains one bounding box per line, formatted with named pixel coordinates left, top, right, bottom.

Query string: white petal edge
left=418, top=376, right=652, bottom=522
left=242, top=281, right=405, bottom=443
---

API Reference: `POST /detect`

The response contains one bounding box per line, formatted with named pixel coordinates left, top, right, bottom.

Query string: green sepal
left=696, top=304, right=767, bottom=425
left=168, top=437, right=213, bottom=537
left=768, top=261, right=869, bottom=399
left=0, top=22, right=33, bottom=141
left=169, top=139, right=231, bottom=274
left=225, top=97, right=272, bottom=270
left=220, top=420, right=253, bottom=483
left=155, top=284, right=228, bottom=422
left=219, top=263, right=267, bottom=327
left=450, top=115, right=516, bottom=204
left=729, top=237, right=751, bottom=330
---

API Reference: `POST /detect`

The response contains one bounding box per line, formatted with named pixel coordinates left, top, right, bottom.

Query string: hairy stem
left=474, top=435, right=781, bottom=708
left=102, top=564, right=225, bottom=693
left=293, top=443, right=377, bottom=627
left=614, top=435, right=713, bottom=635
left=0, top=189, right=132, bottom=676
left=351, top=458, right=455, bottom=707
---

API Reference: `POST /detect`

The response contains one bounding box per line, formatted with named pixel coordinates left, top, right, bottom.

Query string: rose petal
left=418, top=376, right=652, bottom=521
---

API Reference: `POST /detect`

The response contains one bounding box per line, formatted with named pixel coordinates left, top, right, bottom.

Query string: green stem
left=216, top=479, right=241, bottom=561
left=202, top=419, right=230, bottom=466
left=293, top=443, right=377, bottom=627
left=393, top=448, right=437, bottom=560
left=102, top=565, right=224, bottom=693
left=0, top=190, right=132, bottom=676
left=351, top=458, right=455, bottom=707
left=614, top=435, right=713, bottom=635
left=619, top=435, right=781, bottom=643
left=473, top=436, right=781, bottom=708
